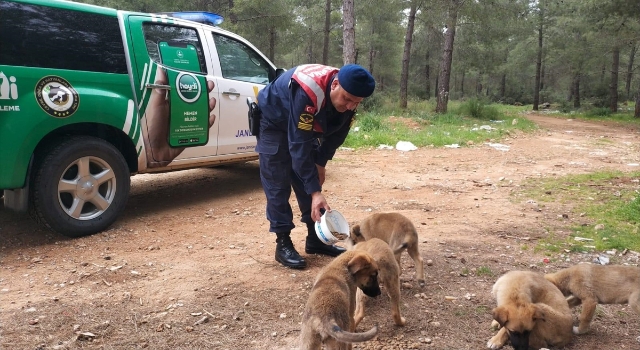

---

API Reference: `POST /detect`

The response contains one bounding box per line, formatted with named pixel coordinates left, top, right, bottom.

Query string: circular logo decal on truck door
left=176, top=72, right=201, bottom=103
left=34, top=76, right=79, bottom=118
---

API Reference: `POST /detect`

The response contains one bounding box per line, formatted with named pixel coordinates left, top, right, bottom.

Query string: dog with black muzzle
left=299, top=250, right=381, bottom=350
left=487, top=270, right=573, bottom=350
left=352, top=238, right=406, bottom=327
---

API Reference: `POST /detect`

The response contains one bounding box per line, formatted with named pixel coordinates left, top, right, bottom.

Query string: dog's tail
left=393, top=242, right=408, bottom=255
left=327, top=322, right=378, bottom=343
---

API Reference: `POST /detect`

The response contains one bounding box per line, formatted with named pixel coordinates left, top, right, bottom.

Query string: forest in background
left=76, top=0, right=640, bottom=115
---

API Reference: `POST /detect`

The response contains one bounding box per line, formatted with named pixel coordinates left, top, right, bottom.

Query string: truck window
left=0, top=1, right=127, bottom=74
left=142, top=23, right=207, bottom=74
left=212, top=34, right=270, bottom=84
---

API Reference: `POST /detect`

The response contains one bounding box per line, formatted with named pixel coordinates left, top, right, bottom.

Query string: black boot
left=305, top=223, right=346, bottom=257
left=275, top=233, right=306, bottom=269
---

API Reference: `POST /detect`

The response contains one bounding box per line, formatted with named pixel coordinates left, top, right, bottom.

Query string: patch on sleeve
left=298, top=113, right=314, bottom=131
left=305, top=105, right=316, bottom=114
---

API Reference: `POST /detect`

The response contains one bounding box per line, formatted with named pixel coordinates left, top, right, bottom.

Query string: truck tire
left=30, top=136, right=130, bottom=237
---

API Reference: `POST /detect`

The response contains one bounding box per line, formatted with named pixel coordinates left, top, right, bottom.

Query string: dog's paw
left=636, top=335, right=640, bottom=343
left=486, top=338, right=503, bottom=349
left=395, top=316, right=406, bottom=327
left=490, top=320, right=500, bottom=331
left=418, top=279, right=425, bottom=287
left=573, top=326, right=589, bottom=335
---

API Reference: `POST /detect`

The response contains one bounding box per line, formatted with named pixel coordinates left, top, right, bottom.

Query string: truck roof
left=8, top=0, right=118, bottom=16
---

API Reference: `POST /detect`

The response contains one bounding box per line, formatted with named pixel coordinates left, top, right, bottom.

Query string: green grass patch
left=475, top=266, right=494, bottom=277
left=518, top=171, right=640, bottom=252
left=475, top=305, right=490, bottom=314
left=344, top=98, right=537, bottom=149
left=521, top=100, right=640, bottom=128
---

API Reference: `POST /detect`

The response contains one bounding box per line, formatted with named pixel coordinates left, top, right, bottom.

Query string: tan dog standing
left=299, top=250, right=381, bottom=350
left=488, top=270, right=573, bottom=350
left=352, top=238, right=406, bottom=327
left=350, top=212, right=425, bottom=287
left=544, top=263, right=640, bottom=334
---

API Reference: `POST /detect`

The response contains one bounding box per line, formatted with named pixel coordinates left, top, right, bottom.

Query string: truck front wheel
left=30, top=136, right=131, bottom=237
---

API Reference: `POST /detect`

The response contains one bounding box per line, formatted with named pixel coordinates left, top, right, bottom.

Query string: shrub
left=355, top=113, right=384, bottom=132
left=458, top=98, right=500, bottom=120
left=359, top=91, right=383, bottom=111
left=559, top=100, right=573, bottom=113
left=585, top=107, right=611, bottom=117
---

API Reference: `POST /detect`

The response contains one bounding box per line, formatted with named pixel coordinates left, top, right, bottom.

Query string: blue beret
left=337, top=64, right=375, bottom=98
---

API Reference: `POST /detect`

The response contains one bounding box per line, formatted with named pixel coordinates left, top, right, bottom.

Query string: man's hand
left=310, top=191, right=330, bottom=222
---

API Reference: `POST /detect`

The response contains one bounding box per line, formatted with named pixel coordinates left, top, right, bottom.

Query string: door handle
left=145, top=83, right=171, bottom=90
left=223, top=91, right=241, bottom=96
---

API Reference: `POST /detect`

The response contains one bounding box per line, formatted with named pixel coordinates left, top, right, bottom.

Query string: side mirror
left=269, top=68, right=286, bottom=82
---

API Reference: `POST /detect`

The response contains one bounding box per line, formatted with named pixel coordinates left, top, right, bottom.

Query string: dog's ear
left=347, top=252, right=372, bottom=275
left=532, top=305, right=546, bottom=323
left=492, top=306, right=509, bottom=327
left=351, top=225, right=362, bottom=237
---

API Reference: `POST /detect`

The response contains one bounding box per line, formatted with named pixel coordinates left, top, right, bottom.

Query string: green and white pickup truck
left=0, top=0, right=282, bottom=237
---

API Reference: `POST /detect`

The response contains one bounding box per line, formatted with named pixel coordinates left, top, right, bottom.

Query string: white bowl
left=314, top=210, right=350, bottom=245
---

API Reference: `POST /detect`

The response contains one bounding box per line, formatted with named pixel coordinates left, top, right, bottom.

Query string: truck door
left=204, top=31, right=273, bottom=155
left=127, top=15, right=219, bottom=168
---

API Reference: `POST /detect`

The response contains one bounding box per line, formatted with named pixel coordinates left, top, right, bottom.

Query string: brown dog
left=350, top=212, right=425, bottom=287
left=487, top=270, right=573, bottom=350
left=299, top=250, right=381, bottom=350
left=352, top=238, right=406, bottom=327
left=544, top=263, right=640, bottom=334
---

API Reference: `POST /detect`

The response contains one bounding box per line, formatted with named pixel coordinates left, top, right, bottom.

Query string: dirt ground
left=1, top=113, right=640, bottom=350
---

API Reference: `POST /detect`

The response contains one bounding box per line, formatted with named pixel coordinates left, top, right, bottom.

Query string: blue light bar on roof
left=163, top=12, right=224, bottom=26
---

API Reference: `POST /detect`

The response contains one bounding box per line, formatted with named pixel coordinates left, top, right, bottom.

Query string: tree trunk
left=322, top=0, right=331, bottom=65
left=342, top=0, right=356, bottom=64
left=533, top=6, right=543, bottom=111
left=453, top=74, right=457, bottom=95
left=268, top=26, right=276, bottom=63
left=368, top=26, right=376, bottom=75
left=228, top=0, right=237, bottom=24
left=610, top=46, right=619, bottom=113
left=433, top=68, right=440, bottom=98
left=635, top=92, right=640, bottom=118
left=425, top=49, right=430, bottom=100
left=568, top=78, right=574, bottom=102
left=540, top=59, right=545, bottom=92
left=307, top=26, right=314, bottom=63
left=500, top=51, right=507, bottom=100
left=400, top=1, right=417, bottom=109
left=460, top=71, right=465, bottom=98
left=626, top=44, right=636, bottom=101
left=573, top=73, right=580, bottom=108
left=436, top=1, right=459, bottom=113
